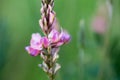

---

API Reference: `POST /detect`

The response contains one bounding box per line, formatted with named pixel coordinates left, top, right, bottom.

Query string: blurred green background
left=0, top=0, right=120, bottom=80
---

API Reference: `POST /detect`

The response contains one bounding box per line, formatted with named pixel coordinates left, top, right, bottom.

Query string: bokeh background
left=0, top=0, right=120, bottom=80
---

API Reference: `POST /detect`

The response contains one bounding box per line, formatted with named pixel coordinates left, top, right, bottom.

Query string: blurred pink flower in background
left=91, top=0, right=112, bottom=34
left=92, top=16, right=107, bottom=34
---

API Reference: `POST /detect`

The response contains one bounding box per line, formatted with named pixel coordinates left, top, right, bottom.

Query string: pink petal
left=25, top=46, right=40, bottom=56
left=48, top=29, right=59, bottom=43
left=30, top=33, right=43, bottom=50
left=56, top=41, right=64, bottom=46
left=59, top=31, right=71, bottom=44
left=42, top=37, right=49, bottom=48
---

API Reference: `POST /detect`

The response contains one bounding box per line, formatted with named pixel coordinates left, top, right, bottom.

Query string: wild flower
left=91, top=0, right=112, bottom=34
left=25, top=0, right=70, bottom=80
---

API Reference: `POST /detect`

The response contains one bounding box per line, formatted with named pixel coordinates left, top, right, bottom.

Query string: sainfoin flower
left=49, top=29, right=71, bottom=47
left=25, top=30, right=70, bottom=56
left=25, top=0, right=70, bottom=80
left=59, top=30, right=71, bottom=44
left=25, top=33, right=42, bottom=56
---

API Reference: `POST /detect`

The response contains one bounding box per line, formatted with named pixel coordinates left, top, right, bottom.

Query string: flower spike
left=25, top=0, right=70, bottom=80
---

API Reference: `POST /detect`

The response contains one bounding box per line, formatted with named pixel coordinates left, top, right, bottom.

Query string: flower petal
left=42, top=37, right=49, bottom=48
left=25, top=46, right=40, bottom=56
left=59, top=30, right=71, bottom=44
left=48, top=29, right=59, bottom=43
left=30, top=33, right=43, bottom=50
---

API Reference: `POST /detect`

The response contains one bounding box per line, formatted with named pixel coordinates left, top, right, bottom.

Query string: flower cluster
left=25, top=29, right=70, bottom=56
left=25, top=0, right=70, bottom=80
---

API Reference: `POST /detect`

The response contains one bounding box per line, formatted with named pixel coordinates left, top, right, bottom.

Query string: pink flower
left=48, top=29, right=70, bottom=47
left=92, top=16, right=107, bottom=34
left=48, top=29, right=60, bottom=43
left=30, top=33, right=43, bottom=50
left=42, top=37, right=49, bottom=48
left=25, top=46, right=40, bottom=56
left=25, top=33, right=43, bottom=56
left=25, top=29, right=70, bottom=56
left=58, top=31, right=70, bottom=45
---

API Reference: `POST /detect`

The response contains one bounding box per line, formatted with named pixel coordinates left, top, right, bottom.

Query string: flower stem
left=46, top=46, right=55, bottom=80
